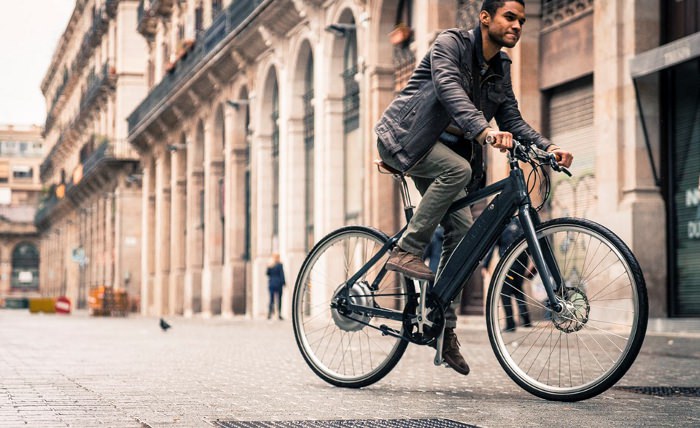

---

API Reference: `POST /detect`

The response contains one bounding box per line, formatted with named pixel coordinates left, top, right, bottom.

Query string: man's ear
left=479, top=10, right=491, bottom=27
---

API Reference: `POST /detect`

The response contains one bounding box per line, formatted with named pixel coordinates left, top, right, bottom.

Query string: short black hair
left=481, top=0, right=525, bottom=16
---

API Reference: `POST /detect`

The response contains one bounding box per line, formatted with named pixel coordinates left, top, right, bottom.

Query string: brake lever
left=546, top=154, right=573, bottom=177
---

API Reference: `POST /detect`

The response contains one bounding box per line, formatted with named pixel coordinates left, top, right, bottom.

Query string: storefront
left=631, top=32, right=700, bottom=317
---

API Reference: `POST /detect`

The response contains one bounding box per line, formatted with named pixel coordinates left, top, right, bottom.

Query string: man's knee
left=446, top=158, right=472, bottom=187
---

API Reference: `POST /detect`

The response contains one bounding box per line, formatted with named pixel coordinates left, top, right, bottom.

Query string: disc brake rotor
left=552, top=287, right=590, bottom=333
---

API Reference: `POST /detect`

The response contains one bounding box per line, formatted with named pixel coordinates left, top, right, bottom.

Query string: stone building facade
left=37, top=0, right=148, bottom=309
left=126, top=0, right=696, bottom=320
left=0, top=125, right=43, bottom=303
left=35, top=0, right=697, bottom=320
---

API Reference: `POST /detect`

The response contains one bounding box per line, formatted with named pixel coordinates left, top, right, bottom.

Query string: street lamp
left=226, top=99, right=250, bottom=109
left=325, top=23, right=356, bottom=38
left=167, top=144, right=187, bottom=152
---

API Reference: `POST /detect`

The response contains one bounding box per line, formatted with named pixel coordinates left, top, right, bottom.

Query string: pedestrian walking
left=482, top=217, right=532, bottom=332
left=266, top=253, right=286, bottom=320
left=423, top=225, right=444, bottom=274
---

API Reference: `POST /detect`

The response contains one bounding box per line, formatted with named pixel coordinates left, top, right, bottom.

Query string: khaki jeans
left=397, top=143, right=475, bottom=328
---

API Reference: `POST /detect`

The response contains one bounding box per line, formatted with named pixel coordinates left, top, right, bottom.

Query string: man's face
left=484, top=1, right=526, bottom=48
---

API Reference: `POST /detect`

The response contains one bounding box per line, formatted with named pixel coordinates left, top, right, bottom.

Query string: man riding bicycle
left=375, top=0, right=574, bottom=375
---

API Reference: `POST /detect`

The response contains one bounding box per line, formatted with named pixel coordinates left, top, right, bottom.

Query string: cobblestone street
left=1, top=310, right=698, bottom=427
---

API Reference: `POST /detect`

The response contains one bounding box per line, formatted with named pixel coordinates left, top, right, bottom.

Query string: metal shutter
left=672, top=60, right=700, bottom=316
left=548, top=82, right=596, bottom=219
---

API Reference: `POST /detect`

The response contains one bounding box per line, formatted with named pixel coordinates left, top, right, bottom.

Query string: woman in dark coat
left=266, top=254, right=285, bottom=320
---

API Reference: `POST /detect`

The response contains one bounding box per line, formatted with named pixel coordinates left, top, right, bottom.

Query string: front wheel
left=486, top=218, right=648, bottom=401
left=292, top=226, right=411, bottom=388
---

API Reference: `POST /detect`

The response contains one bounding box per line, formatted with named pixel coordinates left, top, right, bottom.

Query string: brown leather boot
left=385, top=247, right=435, bottom=281
left=442, top=328, right=470, bottom=375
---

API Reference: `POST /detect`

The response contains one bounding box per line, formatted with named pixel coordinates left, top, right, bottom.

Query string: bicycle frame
left=344, top=159, right=566, bottom=329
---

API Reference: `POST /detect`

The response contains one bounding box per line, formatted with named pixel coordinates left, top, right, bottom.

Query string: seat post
left=396, top=174, right=414, bottom=222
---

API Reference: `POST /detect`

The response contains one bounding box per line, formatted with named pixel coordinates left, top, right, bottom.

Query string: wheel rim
left=489, top=223, right=642, bottom=395
left=294, top=231, right=408, bottom=383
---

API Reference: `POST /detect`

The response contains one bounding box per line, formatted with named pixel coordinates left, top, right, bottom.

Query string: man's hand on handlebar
left=481, top=129, right=513, bottom=152
left=546, top=145, right=574, bottom=168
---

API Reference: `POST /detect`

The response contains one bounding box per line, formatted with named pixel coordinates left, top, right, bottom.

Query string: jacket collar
left=471, top=26, right=505, bottom=77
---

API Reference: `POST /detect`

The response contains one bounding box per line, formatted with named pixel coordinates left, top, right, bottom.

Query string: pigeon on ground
left=159, top=318, right=172, bottom=332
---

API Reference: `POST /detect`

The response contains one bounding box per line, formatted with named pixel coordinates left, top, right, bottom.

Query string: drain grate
left=613, top=386, right=700, bottom=397
left=212, top=419, right=476, bottom=428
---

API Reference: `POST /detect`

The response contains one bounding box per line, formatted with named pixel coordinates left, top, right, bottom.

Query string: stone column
left=251, top=131, right=274, bottom=318
left=104, top=194, right=114, bottom=287
left=154, top=153, right=172, bottom=315
left=279, top=117, right=307, bottom=318
left=593, top=0, right=666, bottom=317
left=367, top=64, right=398, bottom=234
left=221, top=107, right=235, bottom=318
left=185, top=169, right=204, bottom=316
left=169, top=151, right=186, bottom=315
left=202, top=123, right=224, bottom=317
left=319, top=96, right=345, bottom=234
left=229, top=141, right=249, bottom=315
left=140, top=160, right=156, bottom=315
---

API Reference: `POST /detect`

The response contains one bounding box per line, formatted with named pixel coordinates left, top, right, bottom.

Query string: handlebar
left=509, top=139, right=572, bottom=177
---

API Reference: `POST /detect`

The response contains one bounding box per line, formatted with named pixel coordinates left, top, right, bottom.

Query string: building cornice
left=41, top=0, right=90, bottom=94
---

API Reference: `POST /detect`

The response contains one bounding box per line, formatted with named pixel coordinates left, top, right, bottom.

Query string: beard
left=488, top=30, right=519, bottom=49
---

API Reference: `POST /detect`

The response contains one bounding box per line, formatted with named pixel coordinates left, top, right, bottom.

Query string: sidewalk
left=0, top=309, right=698, bottom=427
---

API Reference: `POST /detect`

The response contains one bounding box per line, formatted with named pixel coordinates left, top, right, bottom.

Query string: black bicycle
left=292, top=140, right=648, bottom=402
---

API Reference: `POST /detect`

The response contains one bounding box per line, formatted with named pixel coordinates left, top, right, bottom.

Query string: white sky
left=0, top=1, right=77, bottom=127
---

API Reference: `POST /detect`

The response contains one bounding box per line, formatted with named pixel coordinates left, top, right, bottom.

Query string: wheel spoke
left=488, top=220, right=646, bottom=400
left=293, top=229, right=408, bottom=386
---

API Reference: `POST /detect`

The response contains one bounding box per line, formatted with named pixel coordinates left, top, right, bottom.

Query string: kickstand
left=433, top=324, right=445, bottom=366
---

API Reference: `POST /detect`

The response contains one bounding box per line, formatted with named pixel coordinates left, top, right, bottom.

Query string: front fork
left=518, top=206, right=565, bottom=313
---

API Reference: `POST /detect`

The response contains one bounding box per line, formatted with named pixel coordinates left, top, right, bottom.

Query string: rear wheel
left=486, top=218, right=648, bottom=401
left=292, top=226, right=411, bottom=388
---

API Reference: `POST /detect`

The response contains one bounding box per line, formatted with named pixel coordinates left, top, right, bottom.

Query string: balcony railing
left=81, top=138, right=138, bottom=181
left=129, top=0, right=264, bottom=133
left=40, top=62, right=116, bottom=180
left=34, top=188, right=61, bottom=227
left=44, top=5, right=114, bottom=135
left=35, top=138, right=138, bottom=227
left=79, top=61, right=117, bottom=114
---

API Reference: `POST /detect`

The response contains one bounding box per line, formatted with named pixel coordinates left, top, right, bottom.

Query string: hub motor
left=331, top=280, right=374, bottom=332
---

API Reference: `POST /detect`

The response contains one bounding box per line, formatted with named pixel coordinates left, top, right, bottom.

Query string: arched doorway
left=11, top=242, right=39, bottom=289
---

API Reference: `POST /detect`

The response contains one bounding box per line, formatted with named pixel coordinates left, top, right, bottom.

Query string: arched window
left=11, top=242, right=39, bottom=289
left=303, top=54, right=315, bottom=251
left=271, top=80, right=280, bottom=247
left=343, top=25, right=359, bottom=132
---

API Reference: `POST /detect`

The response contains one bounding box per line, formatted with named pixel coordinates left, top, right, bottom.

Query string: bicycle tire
left=292, top=226, right=411, bottom=388
left=486, top=217, right=648, bottom=401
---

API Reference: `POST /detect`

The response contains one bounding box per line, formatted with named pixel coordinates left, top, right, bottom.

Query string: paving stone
left=0, top=310, right=698, bottom=427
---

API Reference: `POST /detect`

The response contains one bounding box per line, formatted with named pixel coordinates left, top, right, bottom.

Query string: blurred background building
left=36, top=0, right=147, bottom=310
left=34, top=0, right=699, bottom=320
left=0, top=125, right=43, bottom=307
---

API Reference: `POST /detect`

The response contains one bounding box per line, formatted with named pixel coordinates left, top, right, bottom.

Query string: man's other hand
left=547, top=146, right=574, bottom=168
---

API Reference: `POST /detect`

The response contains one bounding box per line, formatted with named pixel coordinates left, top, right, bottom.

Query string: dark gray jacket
left=375, top=27, right=551, bottom=172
